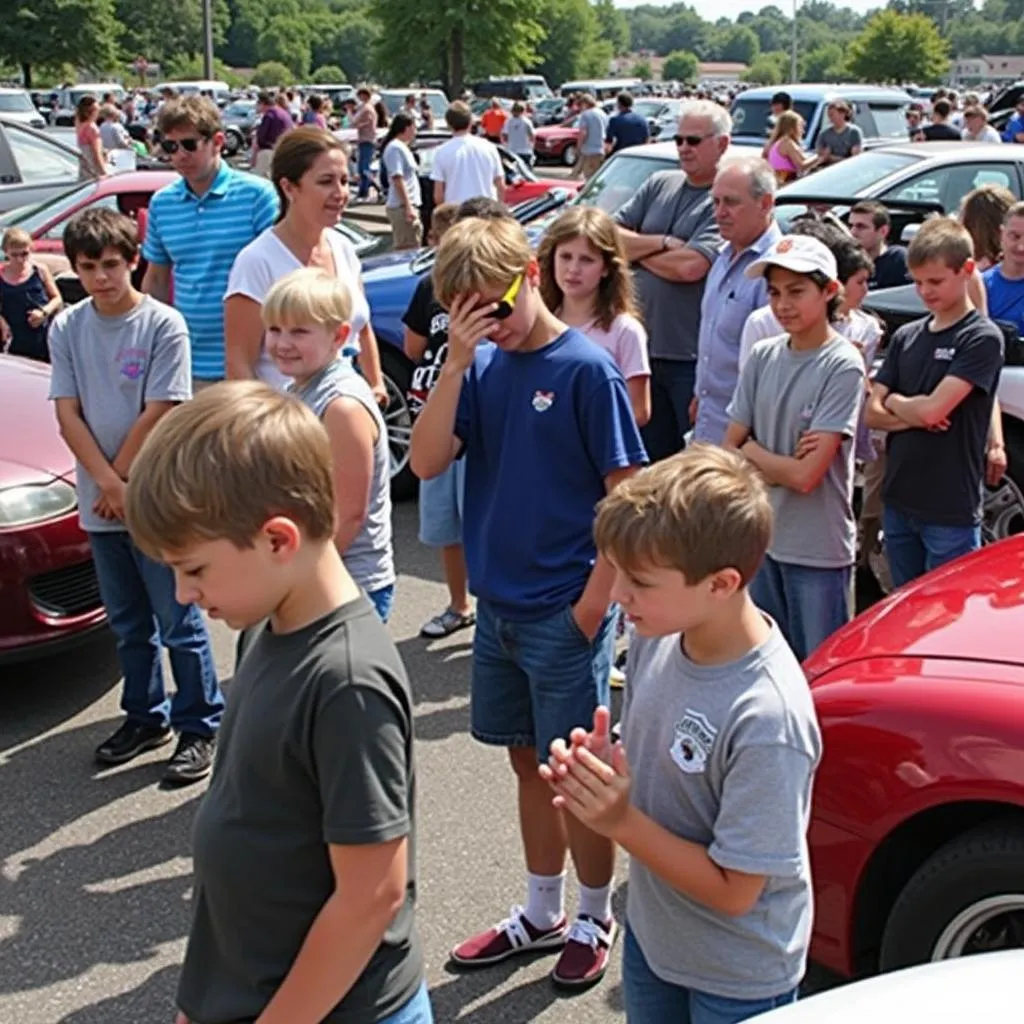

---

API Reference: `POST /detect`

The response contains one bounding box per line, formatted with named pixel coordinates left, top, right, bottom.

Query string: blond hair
left=1, top=227, right=32, bottom=252
left=594, top=445, right=772, bottom=585
left=125, top=382, right=336, bottom=557
left=907, top=217, right=974, bottom=271
left=768, top=109, right=803, bottom=146
left=537, top=206, right=638, bottom=332
left=261, top=268, right=353, bottom=330
left=432, top=217, right=532, bottom=308
left=428, top=202, right=460, bottom=245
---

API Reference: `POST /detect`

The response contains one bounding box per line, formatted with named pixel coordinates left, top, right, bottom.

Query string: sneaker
left=420, top=607, right=476, bottom=639
left=95, top=720, right=173, bottom=766
left=450, top=905, right=568, bottom=967
left=551, top=915, right=618, bottom=989
left=163, top=733, right=216, bottom=786
left=609, top=664, right=626, bottom=690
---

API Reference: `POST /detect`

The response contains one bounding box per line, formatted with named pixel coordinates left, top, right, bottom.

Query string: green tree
left=251, top=59, right=294, bottom=87
left=662, top=49, right=699, bottom=82
left=313, top=13, right=378, bottom=84
left=800, top=42, right=846, bottom=81
left=742, top=50, right=788, bottom=84
left=846, top=10, right=949, bottom=83
left=714, top=24, right=760, bottom=63
left=0, top=0, right=120, bottom=88
left=534, top=0, right=600, bottom=88
left=593, top=0, right=630, bottom=56
left=631, top=58, right=654, bottom=80
left=117, top=0, right=229, bottom=67
left=626, top=11, right=669, bottom=54
left=746, top=10, right=790, bottom=53
left=310, top=64, right=347, bottom=84
left=662, top=9, right=711, bottom=58
left=260, top=13, right=312, bottom=78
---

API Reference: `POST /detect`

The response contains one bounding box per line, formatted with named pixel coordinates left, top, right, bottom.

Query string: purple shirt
left=255, top=106, right=293, bottom=150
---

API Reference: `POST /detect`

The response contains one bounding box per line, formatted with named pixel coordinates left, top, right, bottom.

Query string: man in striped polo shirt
left=142, top=96, right=279, bottom=387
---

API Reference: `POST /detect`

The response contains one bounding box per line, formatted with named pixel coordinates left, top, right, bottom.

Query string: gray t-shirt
left=292, top=359, right=395, bottom=594
left=503, top=115, right=534, bottom=155
left=177, top=598, right=423, bottom=1023
left=623, top=624, right=822, bottom=1000
left=578, top=107, right=609, bottom=155
left=615, top=171, right=723, bottom=360
left=816, top=123, right=864, bottom=160
left=383, top=139, right=422, bottom=210
left=728, top=334, right=864, bottom=568
left=48, top=296, right=191, bottom=533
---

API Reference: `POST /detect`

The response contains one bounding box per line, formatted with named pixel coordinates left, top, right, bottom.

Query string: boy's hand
left=987, top=443, right=1008, bottom=486
left=445, top=294, right=498, bottom=373
left=540, top=742, right=632, bottom=839
left=98, top=477, right=127, bottom=520
left=0, top=317, right=11, bottom=346
left=564, top=705, right=614, bottom=764
left=570, top=600, right=604, bottom=642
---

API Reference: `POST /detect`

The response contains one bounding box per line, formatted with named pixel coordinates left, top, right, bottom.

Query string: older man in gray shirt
left=615, top=100, right=728, bottom=461
left=692, top=157, right=781, bottom=445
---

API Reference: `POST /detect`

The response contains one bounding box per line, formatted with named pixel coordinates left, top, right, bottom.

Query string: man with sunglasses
left=614, top=100, right=729, bottom=461
left=142, top=96, right=278, bottom=390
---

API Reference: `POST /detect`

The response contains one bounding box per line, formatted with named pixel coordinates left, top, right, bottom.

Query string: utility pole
left=790, top=0, right=799, bottom=83
left=203, top=0, right=215, bottom=80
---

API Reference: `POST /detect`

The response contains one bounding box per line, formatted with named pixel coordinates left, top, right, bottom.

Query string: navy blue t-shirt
left=605, top=111, right=650, bottom=153
left=455, top=328, right=647, bottom=620
left=983, top=265, right=1024, bottom=336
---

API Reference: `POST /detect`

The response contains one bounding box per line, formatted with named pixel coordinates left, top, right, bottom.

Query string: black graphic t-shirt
left=402, top=274, right=449, bottom=416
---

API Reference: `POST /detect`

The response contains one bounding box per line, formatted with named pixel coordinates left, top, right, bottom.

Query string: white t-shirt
left=429, top=133, right=503, bottom=205
left=225, top=227, right=370, bottom=390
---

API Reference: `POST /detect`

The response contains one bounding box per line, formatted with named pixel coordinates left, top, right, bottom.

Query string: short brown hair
left=851, top=200, right=890, bottom=230
left=594, top=445, right=772, bottom=585
left=428, top=202, right=460, bottom=244
left=271, top=126, right=346, bottom=220
left=445, top=101, right=472, bottom=132
left=63, top=207, right=139, bottom=268
left=907, top=217, right=974, bottom=270
left=125, top=382, right=336, bottom=557
left=1004, top=200, right=1024, bottom=225
left=157, top=95, right=222, bottom=138
left=432, top=217, right=532, bottom=308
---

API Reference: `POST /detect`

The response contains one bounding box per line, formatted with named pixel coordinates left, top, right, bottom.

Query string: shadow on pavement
left=57, top=964, right=180, bottom=1024
left=430, top=963, right=564, bottom=1022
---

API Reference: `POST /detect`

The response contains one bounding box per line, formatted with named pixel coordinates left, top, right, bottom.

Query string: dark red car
left=804, top=537, right=1024, bottom=977
left=534, top=117, right=581, bottom=167
left=0, top=355, right=106, bottom=661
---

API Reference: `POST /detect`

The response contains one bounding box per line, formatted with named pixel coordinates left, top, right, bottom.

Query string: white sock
left=525, top=872, right=566, bottom=929
left=577, top=881, right=613, bottom=923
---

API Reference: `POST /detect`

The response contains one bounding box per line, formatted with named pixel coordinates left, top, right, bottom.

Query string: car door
left=0, top=122, right=82, bottom=213
left=881, top=161, right=1023, bottom=213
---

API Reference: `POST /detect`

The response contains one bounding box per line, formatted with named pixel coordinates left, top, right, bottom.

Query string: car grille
left=28, top=560, right=103, bottom=618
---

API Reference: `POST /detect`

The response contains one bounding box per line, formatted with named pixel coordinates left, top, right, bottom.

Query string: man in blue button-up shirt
left=692, top=158, right=781, bottom=444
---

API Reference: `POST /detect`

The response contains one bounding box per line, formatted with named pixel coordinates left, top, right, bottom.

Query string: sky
left=614, top=0, right=889, bottom=17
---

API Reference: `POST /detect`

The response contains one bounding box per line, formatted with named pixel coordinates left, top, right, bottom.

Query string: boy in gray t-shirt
left=541, top=445, right=821, bottom=1023
left=48, top=208, right=223, bottom=785
left=726, top=235, right=864, bottom=661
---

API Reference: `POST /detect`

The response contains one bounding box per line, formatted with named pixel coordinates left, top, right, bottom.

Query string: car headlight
left=0, top=480, right=78, bottom=528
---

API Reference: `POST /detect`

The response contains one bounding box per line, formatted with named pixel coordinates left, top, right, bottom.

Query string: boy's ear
left=261, top=515, right=302, bottom=558
left=526, top=258, right=541, bottom=286
left=334, top=322, right=352, bottom=347
left=709, top=566, right=744, bottom=600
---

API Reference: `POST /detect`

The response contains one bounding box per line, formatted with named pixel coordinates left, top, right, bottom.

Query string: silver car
left=0, top=89, right=47, bottom=130
left=0, top=119, right=84, bottom=214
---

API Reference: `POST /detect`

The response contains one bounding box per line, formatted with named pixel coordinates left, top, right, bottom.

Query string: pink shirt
left=579, top=313, right=650, bottom=380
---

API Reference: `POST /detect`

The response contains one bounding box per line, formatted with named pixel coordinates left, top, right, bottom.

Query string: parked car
left=0, top=118, right=85, bottom=213
left=534, top=115, right=581, bottom=166
left=0, top=355, right=107, bottom=663
left=48, top=84, right=126, bottom=127
left=803, top=536, right=1024, bottom=978
left=221, top=98, right=258, bottom=157
left=0, top=88, right=47, bottom=130
left=730, top=84, right=912, bottom=152
left=378, top=89, right=449, bottom=122
left=533, top=97, right=568, bottom=126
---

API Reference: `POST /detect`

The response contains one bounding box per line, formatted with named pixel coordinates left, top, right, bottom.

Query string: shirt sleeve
left=708, top=743, right=816, bottom=878
left=686, top=204, right=723, bottom=265
left=146, top=308, right=193, bottom=402
left=383, top=144, right=405, bottom=178
left=949, top=321, right=1004, bottom=394
left=874, top=324, right=909, bottom=392
left=141, top=196, right=171, bottom=265
left=402, top=276, right=433, bottom=335
left=614, top=316, right=650, bottom=378
left=737, top=308, right=777, bottom=375
left=252, top=182, right=280, bottom=234
left=851, top=124, right=865, bottom=147
left=47, top=314, right=77, bottom=400
left=809, top=358, right=864, bottom=437
left=727, top=348, right=759, bottom=428
left=224, top=242, right=273, bottom=302
left=314, top=685, right=411, bottom=846
left=581, top=370, right=649, bottom=475
left=453, top=360, right=478, bottom=448
left=429, top=147, right=447, bottom=183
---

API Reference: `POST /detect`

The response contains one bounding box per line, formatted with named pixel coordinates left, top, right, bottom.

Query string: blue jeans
left=89, top=531, right=223, bottom=736
left=644, top=358, right=696, bottom=463
left=380, top=981, right=433, bottom=1024
left=750, top=555, right=850, bottom=662
left=357, top=140, right=375, bottom=199
left=367, top=583, right=396, bottom=623
left=471, top=599, right=615, bottom=761
left=883, top=506, right=981, bottom=589
left=623, top=926, right=798, bottom=1024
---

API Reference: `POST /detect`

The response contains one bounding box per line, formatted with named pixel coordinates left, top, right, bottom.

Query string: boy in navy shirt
left=410, top=217, right=647, bottom=988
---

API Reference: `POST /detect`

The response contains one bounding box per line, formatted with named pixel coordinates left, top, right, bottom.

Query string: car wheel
left=982, top=430, right=1024, bottom=542
left=223, top=129, right=241, bottom=157
left=879, top=822, right=1024, bottom=971
left=379, top=345, right=417, bottom=502
left=562, top=143, right=578, bottom=167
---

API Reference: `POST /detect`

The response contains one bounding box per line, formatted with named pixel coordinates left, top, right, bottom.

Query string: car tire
left=879, top=822, right=1024, bottom=971
left=983, top=427, right=1024, bottom=542
left=379, top=345, right=418, bottom=502
left=562, top=143, right=578, bottom=167
left=223, top=129, right=242, bottom=157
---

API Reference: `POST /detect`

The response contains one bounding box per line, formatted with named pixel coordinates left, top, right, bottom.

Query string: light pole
left=790, top=0, right=799, bottom=83
left=203, top=0, right=215, bottom=80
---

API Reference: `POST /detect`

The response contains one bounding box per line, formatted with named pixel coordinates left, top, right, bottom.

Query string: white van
left=49, top=84, right=127, bottom=126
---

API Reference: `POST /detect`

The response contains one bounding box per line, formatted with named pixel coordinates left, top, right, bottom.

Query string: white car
left=48, top=83, right=126, bottom=127
left=0, top=88, right=46, bottom=130
left=749, top=951, right=1022, bottom=1022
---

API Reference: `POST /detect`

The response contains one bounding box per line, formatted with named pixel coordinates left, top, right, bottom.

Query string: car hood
left=362, top=249, right=425, bottom=281
left=0, top=356, right=73, bottom=485
left=536, top=126, right=577, bottom=138
left=806, top=536, right=1024, bottom=678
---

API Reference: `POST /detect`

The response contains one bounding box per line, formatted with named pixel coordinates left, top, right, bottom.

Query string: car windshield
left=0, top=181, right=96, bottom=239
left=731, top=98, right=818, bottom=138
left=226, top=102, right=253, bottom=116
left=0, top=93, right=35, bottom=113
left=573, top=150, right=678, bottom=214
left=633, top=101, right=667, bottom=119
left=871, top=105, right=913, bottom=140
left=780, top=149, right=923, bottom=199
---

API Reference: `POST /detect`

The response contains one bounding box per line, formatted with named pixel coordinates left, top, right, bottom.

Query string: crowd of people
left=2, top=86, right=1020, bottom=1023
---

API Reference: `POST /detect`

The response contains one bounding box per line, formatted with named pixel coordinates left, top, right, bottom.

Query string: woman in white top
left=224, top=126, right=385, bottom=399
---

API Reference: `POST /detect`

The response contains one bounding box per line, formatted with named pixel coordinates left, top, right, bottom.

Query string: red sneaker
left=551, top=914, right=618, bottom=988
left=450, top=905, right=568, bottom=967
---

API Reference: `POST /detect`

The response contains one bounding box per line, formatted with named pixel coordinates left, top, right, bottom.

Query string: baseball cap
left=745, top=235, right=838, bottom=282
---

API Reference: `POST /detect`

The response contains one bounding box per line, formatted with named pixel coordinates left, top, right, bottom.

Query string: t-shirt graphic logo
left=669, top=709, right=717, bottom=774
left=532, top=390, right=555, bottom=412
left=934, top=346, right=955, bottom=361
left=118, top=347, right=147, bottom=380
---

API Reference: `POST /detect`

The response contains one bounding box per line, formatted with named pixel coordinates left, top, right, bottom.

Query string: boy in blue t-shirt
left=410, top=216, right=648, bottom=989
left=983, top=201, right=1024, bottom=336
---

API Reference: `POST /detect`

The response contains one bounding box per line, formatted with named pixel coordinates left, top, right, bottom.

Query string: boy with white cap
left=724, top=235, right=865, bottom=660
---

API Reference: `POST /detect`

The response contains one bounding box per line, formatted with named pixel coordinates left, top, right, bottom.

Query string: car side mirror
left=900, top=223, right=920, bottom=244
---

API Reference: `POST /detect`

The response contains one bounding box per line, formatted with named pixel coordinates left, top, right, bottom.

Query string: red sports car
left=534, top=117, right=581, bottom=167
left=0, top=355, right=107, bottom=662
left=804, top=537, right=1024, bottom=977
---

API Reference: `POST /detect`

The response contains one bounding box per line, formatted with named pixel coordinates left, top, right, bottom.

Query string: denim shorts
left=418, top=459, right=465, bottom=548
left=379, top=981, right=433, bottom=1024
left=471, top=598, right=615, bottom=762
left=623, top=926, right=798, bottom=1024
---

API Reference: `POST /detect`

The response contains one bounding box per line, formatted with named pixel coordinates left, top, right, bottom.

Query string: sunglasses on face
left=160, top=137, right=206, bottom=154
left=674, top=133, right=712, bottom=147
left=474, top=274, right=523, bottom=320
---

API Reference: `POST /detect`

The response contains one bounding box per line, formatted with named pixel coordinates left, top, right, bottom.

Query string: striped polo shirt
left=142, top=162, right=279, bottom=381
